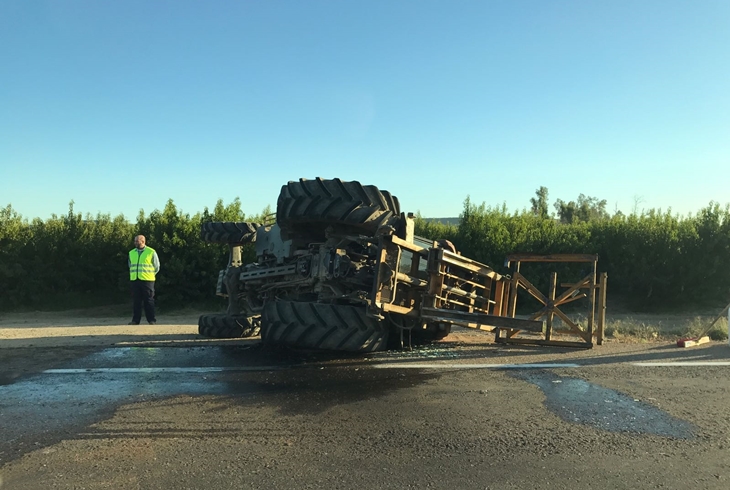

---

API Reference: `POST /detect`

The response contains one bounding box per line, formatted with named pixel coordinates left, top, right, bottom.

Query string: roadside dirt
left=0, top=307, right=204, bottom=348
left=1, top=306, right=724, bottom=349
left=2, top=307, right=729, bottom=386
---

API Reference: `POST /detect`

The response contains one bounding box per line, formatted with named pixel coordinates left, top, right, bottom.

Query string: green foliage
left=602, top=315, right=728, bottom=341
left=134, top=199, right=207, bottom=306
left=684, top=316, right=729, bottom=341
left=452, top=197, right=592, bottom=270
left=3, top=193, right=730, bottom=313
left=554, top=194, right=609, bottom=224
left=603, top=318, right=661, bottom=341
left=530, top=186, right=550, bottom=219
left=417, top=196, right=730, bottom=311
left=414, top=216, right=458, bottom=245
left=201, top=198, right=247, bottom=223
left=0, top=204, right=32, bottom=308
left=586, top=204, right=730, bottom=307
left=0, top=199, right=269, bottom=311
left=0, top=202, right=136, bottom=310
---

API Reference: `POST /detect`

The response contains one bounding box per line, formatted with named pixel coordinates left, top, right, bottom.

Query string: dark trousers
left=131, top=280, right=156, bottom=323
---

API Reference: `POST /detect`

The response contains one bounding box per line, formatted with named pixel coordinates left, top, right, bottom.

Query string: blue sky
left=1, top=0, right=729, bottom=220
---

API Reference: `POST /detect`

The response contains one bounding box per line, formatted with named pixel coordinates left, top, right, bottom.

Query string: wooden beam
left=395, top=272, right=428, bottom=288
left=553, top=308, right=591, bottom=343
left=495, top=337, right=593, bottom=349
left=482, top=276, right=492, bottom=304
left=551, top=308, right=581, bottom=331
left=514, top=272, right=549, bottom=306
left=409, top=252, right=421, bottom=277
left=529, top=309, right=547, bottom=321
left=439, top=272, right=490, bottom=291
left=500, top=280, right=511, bottom=317
left=427, top=263, right=445, bottom=308
left=552, top=274, right=593, bottom=307
left=433, top=294, right=490, bottom=311
left=546, top=272, right=557, bottom=341
left=505, top=254, right=598, bottom=265
left=554, top=292, right=587, bottom=307
left=492, top=280, right=505, bottom=316
left=495, top=328, right=522, bottom=339
left=420, top=307, right=544, bottom=332
left=439, top=250, right=503, bottom=280
left=391, top=235, right=428, bottom=255
left=587, top=260, right=597, bottom=340
left=561, top=283, right=601, bottom=289
left=372, top=241, right=393, bottom=305
left=508, top=274, right=519, bottom=318
left=381, top=303, right=416, bottom=315
left=597, top=272, right=607, bottom=345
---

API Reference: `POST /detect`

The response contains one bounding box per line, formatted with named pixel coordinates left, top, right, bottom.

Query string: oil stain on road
left=0, top=345, right=435, bottom=463
left=512, top=370, right=694, bottom=438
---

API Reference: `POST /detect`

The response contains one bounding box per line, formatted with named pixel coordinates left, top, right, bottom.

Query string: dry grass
left=2, top=304, right=729, bottom=343
left=602, top=315, right=728, bottom=342
left=548, top=311, right=729, bottom=343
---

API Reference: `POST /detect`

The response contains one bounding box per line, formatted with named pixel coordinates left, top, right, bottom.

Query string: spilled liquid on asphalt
left=512, top=370, right=694, bottom=438
left=0, top=345, right=432, bottom=460
left=0, top=346, right=274, bottom=458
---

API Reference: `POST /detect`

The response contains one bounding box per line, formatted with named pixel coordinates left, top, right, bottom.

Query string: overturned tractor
left=198, top=178, right=541, bottom=352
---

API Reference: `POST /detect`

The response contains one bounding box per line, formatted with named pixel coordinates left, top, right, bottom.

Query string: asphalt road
left=1, top=327, right=730, bottom=490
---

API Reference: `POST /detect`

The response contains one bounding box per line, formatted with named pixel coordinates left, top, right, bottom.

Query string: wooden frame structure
left=368, top=235, right=544, bottom=335
left=365, top=222, right=606, bottom=349
left=495, top=254, right=607, bottom=348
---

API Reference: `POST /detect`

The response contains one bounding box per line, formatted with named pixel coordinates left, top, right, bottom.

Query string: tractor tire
left=261, top=300, right=389, bottom=352
left=381, top=190, right=400, bottom=217
left=276, top=178, right=400, bottom=236
left=201, top=222, right=259, bottom=244
left=198, top=313, right=260, bottom=339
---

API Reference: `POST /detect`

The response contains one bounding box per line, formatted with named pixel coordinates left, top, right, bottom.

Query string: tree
left=554, top=199, right=576, bottom=224
left=554, top=194, right=609, bottom=223
left=632, top=195, right=646, bottom=215
left=530, top=186, right=550, bottom=219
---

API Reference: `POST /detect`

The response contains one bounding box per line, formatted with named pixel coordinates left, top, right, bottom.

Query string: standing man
left=128, top=235, right=160, bottom=325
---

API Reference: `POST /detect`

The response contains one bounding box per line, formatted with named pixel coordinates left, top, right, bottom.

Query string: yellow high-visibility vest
left=129, top=247, right=157, bottom=281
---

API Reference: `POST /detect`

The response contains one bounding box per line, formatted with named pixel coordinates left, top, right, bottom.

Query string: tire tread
left=261, top=301, right=389, bottom=352
left=276, top=178, right=400, bottom=235
left=198, top=313, right=260, bottom=338
left=201, top=222, right=260, bottom=244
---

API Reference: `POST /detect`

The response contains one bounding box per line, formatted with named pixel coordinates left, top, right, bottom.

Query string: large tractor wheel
left=276, top=178, right=400, bottom=236
left=201, top=222, right=260, bottom=244
left=198, top=314, right=260, bottom=339
left=261, top=300, right=389, bottom=352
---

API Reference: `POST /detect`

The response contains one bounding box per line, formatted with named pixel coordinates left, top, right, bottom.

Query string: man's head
left=134, top=235, right=146, bottom=249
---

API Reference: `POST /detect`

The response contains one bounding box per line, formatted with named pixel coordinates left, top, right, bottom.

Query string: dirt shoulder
left=0, top=307, right=215, bottom=348
left=1, top=307, right=727, bottom=352
left=2, top=308, right=730, bottom=399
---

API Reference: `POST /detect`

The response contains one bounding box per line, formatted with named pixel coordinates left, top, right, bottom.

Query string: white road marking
left=40, top=361, right=730, bottom=374
left=43, top=366, right=282, bottom=374
left=43, top=363, right=581, bottom=374
left=633, top=361, right=730, bottom=367
left=373, top=363, right=581, bottom=369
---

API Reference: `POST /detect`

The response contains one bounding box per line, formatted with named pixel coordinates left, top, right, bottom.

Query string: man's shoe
left=128, top=321, right=140, bottom=325
left=148, top=321, right=156, bottom=325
